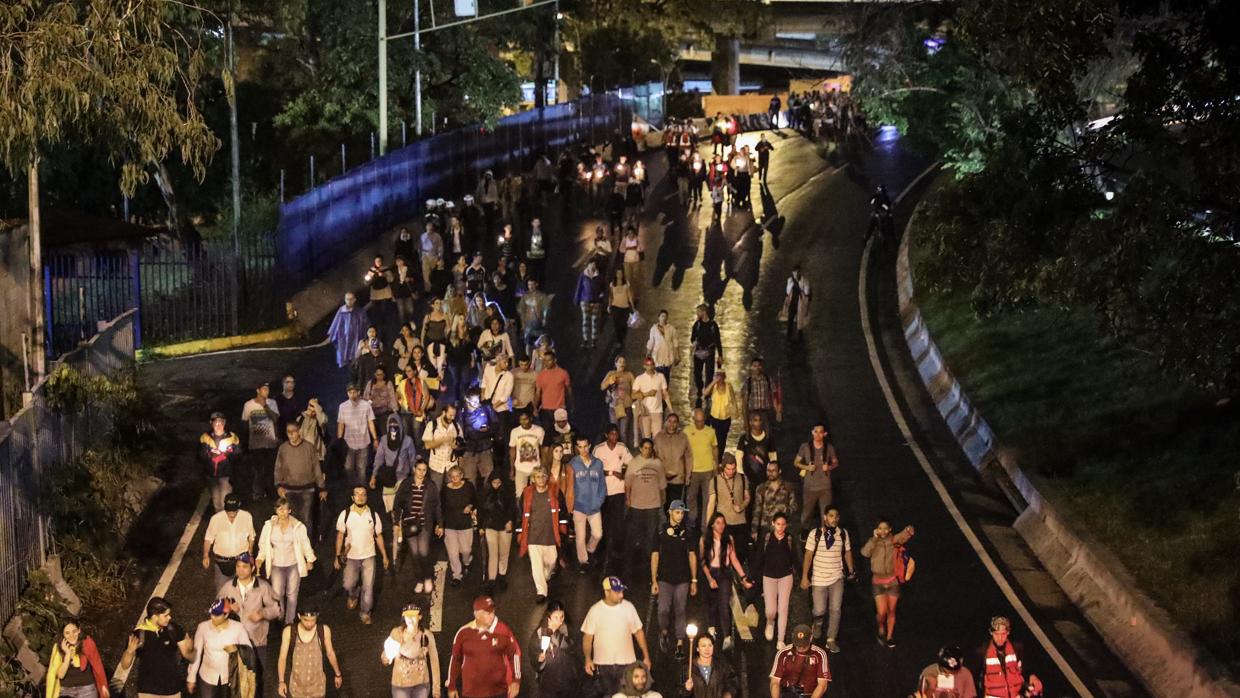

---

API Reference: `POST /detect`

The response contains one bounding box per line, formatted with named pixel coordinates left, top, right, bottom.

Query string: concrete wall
left=894, top=205, right=1240, bottom=698
left=0, top=224, right=32, bottom=417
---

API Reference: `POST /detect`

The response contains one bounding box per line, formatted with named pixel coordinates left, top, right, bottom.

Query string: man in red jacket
left=515, top=466, right=570, bottom=603
left=449, top=596, right=522, bottom=698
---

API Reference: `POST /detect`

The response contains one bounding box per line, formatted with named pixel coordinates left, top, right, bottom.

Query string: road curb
left=894, top=197, right=1240, bottom=698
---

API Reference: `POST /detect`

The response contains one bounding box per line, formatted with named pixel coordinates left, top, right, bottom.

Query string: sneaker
left=360, top=613, right=372, bottom=625
left=721, top=636, right=734, bottom=651
left=415, top=581, right=425, bottom=594
left=764, top=622, right=775, bottom=642
left=826, top=639, right=841, bottom=654
left=346, top=598, right=358, bottom=610
left=885, top=637, right=896, bottom=649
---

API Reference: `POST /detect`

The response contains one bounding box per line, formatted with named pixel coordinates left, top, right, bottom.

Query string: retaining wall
left=895, top=205, right=1240, bottom=698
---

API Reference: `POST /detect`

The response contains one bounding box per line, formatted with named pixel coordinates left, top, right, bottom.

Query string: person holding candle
left=530, top=600, right=581, bottom=698
left=680, top=634, right=738, bottom=698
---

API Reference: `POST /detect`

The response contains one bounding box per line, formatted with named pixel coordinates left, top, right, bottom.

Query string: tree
left=0, top=0, right=220, bottom=375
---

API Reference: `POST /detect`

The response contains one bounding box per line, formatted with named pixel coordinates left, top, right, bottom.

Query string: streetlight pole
left=414, top=0, right=423, bottom=136
left=552, top=0, right=560, bottom=104
left=378, top=0, right=388, bottom=155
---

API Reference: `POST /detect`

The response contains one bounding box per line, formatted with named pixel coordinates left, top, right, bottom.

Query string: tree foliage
left=564, top=0, right=767, bottom=91
left=859, top=0, right=1240, bottom=392
left=0, top=0, right=221, bottom=195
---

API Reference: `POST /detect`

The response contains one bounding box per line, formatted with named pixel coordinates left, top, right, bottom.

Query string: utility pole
left=27, top=157, right=44, bottom=381
left=378, top=0, right=388, bottom=155
left=226, top=16, right=241, bottom=335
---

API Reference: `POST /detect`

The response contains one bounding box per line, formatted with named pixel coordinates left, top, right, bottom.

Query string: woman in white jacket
left=256, top=497, right=317, bottom=624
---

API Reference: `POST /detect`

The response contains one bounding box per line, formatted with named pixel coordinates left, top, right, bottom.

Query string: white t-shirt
left=508, top=424, right=546, bottom=474
left=593, top=442, right=632, bottom=496
left=335, top=507, right=382, bottom=560
left=581, top=599, right=643, bottom=665
left=632, top=372, right=667, bottom=414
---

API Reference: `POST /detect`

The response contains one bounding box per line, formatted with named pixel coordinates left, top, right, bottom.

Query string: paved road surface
left=116, top=130, right=1146, bottom=697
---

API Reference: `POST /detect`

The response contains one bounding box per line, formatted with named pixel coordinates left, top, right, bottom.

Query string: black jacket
left=478, top=478, right=517, bottom=531
left=680, top=658, right=739, bottom=698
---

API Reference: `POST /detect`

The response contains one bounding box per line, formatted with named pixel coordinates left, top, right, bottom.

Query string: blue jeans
left=391, top=686, right=430, bottom=698
left=270, top=564, right=301, bottom=624
left=344, top=447, right=370, bottom=488
left=343, top=557, right=376, bottom=614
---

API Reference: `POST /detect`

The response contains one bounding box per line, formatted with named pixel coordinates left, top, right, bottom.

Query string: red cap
left=472, top=596, right=496, bottom=613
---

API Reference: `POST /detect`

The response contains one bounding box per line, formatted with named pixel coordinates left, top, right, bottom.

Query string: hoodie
left=616, top=662, right=663, bottom=697
left=574, top=265, right=604, bottom=304
left=570, top=455, right=607, bottom=515
left=373, top=414, right=416, bottom=489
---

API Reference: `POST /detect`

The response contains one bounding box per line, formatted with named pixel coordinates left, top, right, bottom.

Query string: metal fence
left=0, top=311, right=135, bottom=624
left=278, top=93, right=629, bottom=288
left=44, top=236, right=280, bottom=356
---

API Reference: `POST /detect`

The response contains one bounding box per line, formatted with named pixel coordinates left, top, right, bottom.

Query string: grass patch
left=911, top=231, right=1240, bottom=674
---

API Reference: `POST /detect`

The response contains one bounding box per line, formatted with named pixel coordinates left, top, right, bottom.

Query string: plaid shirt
left=753, top=479, right=798, bottom=533
left=744, top=373, right=774, bottom=411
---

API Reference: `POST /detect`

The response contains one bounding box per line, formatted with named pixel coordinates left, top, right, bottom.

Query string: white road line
left=430, top=561, right=447, bottom=631
left=111, top=490, right=210, bottom=685
left=857, top=172, right=1095, bottom=698
left=730, top=587, right=755, bottom=642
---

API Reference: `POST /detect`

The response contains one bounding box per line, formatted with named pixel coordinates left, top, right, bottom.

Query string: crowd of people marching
left=48, top=108, right=1044, bottom=698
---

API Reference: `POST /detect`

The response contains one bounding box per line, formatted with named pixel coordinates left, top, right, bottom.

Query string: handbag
left=627, top=309, right=642, bottom=328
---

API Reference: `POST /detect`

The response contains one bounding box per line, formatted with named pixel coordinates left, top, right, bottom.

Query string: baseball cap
left=209, top=411, right=226, bottom=422
left=208, top=598, right=229, bottom=616
left=668, top=500, right=688, bottom=512
left=256, top=380, right=270, bottom=389
left=792, top=624, right=813, bottom=648
left=554, top=408, right=569, bottom=422
left=236, top=552, right=255, bottom=566
left=473, top=596, right=496, bottom=613
left=602, top=576, right=627, bottom=593
left=223, top=494, right=242, bottom=512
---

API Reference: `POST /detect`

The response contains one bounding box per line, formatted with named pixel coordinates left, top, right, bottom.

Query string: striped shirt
left=806, top=526, right=850, bottom=586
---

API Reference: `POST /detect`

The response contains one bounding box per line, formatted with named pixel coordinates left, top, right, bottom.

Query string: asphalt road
left=116, top=129, right=1147, bottom=698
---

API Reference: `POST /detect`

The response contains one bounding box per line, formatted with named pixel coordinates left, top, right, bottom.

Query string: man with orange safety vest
left=977, top=616, right=1042, bottom=698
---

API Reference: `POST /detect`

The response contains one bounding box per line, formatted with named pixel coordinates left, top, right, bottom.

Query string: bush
left=42, top=366, right=157, bottom=449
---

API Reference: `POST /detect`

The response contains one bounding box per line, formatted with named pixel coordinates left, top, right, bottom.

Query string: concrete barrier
left=895, top=203, right=1240, bottom=698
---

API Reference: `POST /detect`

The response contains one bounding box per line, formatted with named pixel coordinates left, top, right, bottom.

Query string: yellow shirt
left=685, top=424, right=718, bottom=473
left=709, top=385, right=733, bottom=421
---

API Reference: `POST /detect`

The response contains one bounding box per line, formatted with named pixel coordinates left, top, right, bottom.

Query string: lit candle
left=540, top=635, right=551, bottom=652
left=685, top=623, right=698, bottom=638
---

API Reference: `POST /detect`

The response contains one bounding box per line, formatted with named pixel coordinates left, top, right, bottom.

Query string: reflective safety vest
left=982, top=640, right=1025, bottom=698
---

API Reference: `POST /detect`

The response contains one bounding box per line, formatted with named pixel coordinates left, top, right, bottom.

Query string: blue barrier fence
left=277, top=94, right=628, bottom=288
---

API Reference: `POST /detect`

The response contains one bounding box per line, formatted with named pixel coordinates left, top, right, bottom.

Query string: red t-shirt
left=448, top=618, right=521, bottom=697
left=770, top=646, right=831, bottom=694
left=535, top=367, right=571, bottom=410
